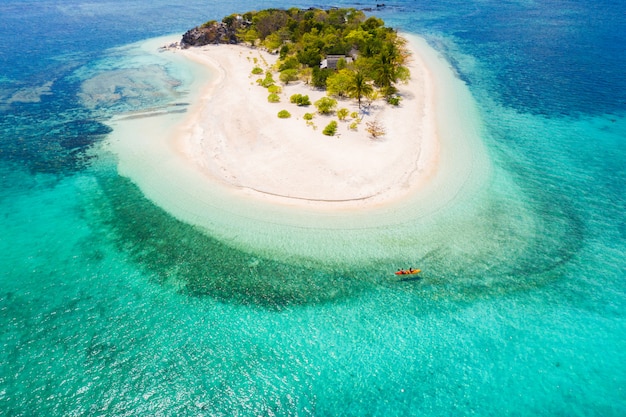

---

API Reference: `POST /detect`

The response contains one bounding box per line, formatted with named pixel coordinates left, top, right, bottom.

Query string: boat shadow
left=397, top=275, right=422, bottom=283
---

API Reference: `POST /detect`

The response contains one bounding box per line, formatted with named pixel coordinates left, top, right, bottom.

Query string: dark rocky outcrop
left=180, top=21, right=240, bottom=48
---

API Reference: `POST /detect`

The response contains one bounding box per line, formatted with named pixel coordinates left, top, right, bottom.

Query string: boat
left=395, top=269, right=421, bottom=276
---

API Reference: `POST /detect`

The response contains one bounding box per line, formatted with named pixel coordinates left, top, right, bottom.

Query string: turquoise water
left=1, top=1, right=624, bottom=415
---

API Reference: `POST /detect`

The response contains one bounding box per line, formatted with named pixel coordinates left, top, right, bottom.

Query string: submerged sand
left=105, top=34, right=492, bottom=265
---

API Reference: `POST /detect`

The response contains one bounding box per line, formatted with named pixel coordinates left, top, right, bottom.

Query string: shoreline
left=104, top=33, right=492, bottom=265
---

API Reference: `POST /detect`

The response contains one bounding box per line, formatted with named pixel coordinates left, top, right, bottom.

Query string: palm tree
left=372, top=49, right=397, bottom=97
left=347, top=71, right=373, bottom=109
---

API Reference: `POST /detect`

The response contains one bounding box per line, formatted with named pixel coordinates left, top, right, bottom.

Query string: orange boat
left=395, top=268, right=421, bottom=276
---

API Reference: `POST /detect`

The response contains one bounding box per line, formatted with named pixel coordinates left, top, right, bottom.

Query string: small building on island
left=320, top=55, right=353, bottom=70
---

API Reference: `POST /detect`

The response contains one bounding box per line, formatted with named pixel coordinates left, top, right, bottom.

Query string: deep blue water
left=1, top=1, right=624, bottom=415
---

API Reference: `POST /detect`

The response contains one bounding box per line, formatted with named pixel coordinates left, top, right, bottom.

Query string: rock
left=180, top=21, right=240, bottom=48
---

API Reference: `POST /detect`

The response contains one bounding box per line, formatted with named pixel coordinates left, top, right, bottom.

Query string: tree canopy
left=224, top=7, right=409, bottom=98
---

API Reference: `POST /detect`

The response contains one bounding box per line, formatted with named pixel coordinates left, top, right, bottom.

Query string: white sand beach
left=175, top=38, right=436, bottom=207
left=105, top=34, right=492, bottom=265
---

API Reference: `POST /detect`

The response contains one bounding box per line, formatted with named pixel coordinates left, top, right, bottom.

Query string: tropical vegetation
left=206, top=7, right=409, bottom=103
left=322, top=120, right=338, bottom=136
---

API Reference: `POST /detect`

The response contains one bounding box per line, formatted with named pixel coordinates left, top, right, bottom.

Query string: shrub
left=279, top=69, right=299, bottom=84
left=350, top=111, right=359, bottom=120
left=387, top=95, right=401, bottom=106
left=349, top=121, right=358, bottom=131
left=260, top=72, right=275, bottom=88
left=366, top=120, right=385, bottom=138
left=277, top=110, right=291, bottom=118
left=314, top=97, right=338, bottom=115
left=268, top=93, right=280, bottom=103
left=337, top=108, right=350, bottom=121
left=323, top=120, right=338, bottom=136
left=303, top=112, right=314, bottom=120
left=251, top=66, right=263, bottom=75
left=268, top=85, right=282, bottom=94
left=290, top=94, right=311, bottom=106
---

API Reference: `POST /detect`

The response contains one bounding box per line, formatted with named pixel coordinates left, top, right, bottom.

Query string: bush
left=303, top=112, right=314, bottom=120
left=268, top=85, right=282, bottom=94
left=277, top=110, right=291, bottom=118
left=268, top=93, right=280, bottom=103
left=314, top=97, right=338, bottom=115
left=251, top=66, right=263, bottom=75
left=366, top=120, right=385, bottom=138
left=387, top=95, right=401, bottom=106
left=337, top=108, right=350, bottom=121
left=260, top=72, right=275, bottom=88
left=279, top=69, right=299, bottom=84
left=290, top=94, right=311, bottom=106
left=350, top=111, right=359, bottom=120
left=323, top=120, right=338, bottom=136
left=349, top=121, right=358, bottom=131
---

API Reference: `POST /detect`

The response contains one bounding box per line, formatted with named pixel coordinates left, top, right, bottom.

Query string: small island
left=106, top=6, right=488, bottom=262
left=157, top=7, right=437, bottom=205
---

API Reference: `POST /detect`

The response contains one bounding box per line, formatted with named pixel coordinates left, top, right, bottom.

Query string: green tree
left=279, top=69, right=299, bottom=84
left=297, top=48, right=322, bottom=67
left=238, top=27, right=260, bottom=45
left=371, top=41, right=406, bottom=97
left=311, top=67, right=332, bottom=88
left=279, top=56, right=299, bottom=71
left=314, top=97, right=338, bottom=115
left=373, top=55, right=396, bottom=96
left=326, top=69, right=354, bottom=98
left=263, top=32, right=283, bottom=51
left=346, top=71, right=373, bottom=109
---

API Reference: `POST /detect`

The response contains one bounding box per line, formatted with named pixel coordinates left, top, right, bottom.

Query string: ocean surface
left=1, top=0, right=624, bottom=415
